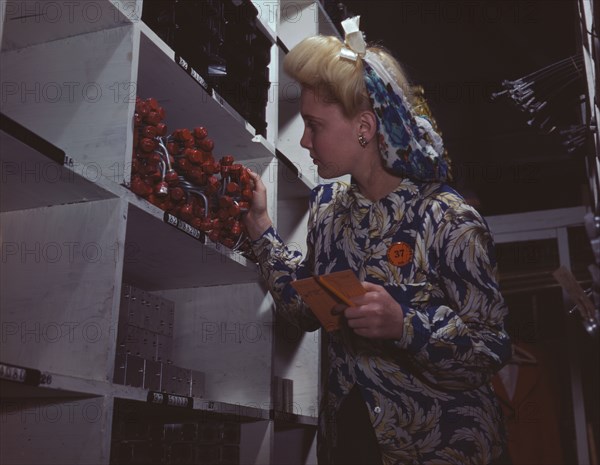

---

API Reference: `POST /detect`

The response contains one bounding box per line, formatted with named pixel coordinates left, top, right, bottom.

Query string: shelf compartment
left=251, top=1, right=278, bottom=42
left=273, top=415, right=318, bottom=465
left=278, top=0, right=319, bottom=51
left=138, top=1, right=275, bottom=139
left=112, top=280, right=274, bottom=420
left=1, top=394, right=110, bottom=464
left=136, top=24, right=275, bottom=164
left=272, top=316, right=319, bottom=424
left=0, top=24, right=137, bottom=185
left=110, top=397, right=269, bottom=465
left=121, top=200, right=259, bottom=290
left=0, top=0, right=135, bottom=52
left=154, top=283, right=274, bottom=410
left=0, top=113, right=117, bottom=212
left=277, top=0, right=340, bottom=49
left=316, top=0, right=341, bottom=37
left=0, top=198, right=126, bottom=381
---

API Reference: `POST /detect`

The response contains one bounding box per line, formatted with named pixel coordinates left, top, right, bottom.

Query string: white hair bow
left=339, top=16, right=366, bottom=62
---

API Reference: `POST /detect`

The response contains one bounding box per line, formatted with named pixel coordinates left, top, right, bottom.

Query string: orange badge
left=387, top=242, right=413, bottom=267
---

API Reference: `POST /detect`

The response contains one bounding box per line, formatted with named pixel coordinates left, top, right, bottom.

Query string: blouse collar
left=345, top=177, right=422, bottom=210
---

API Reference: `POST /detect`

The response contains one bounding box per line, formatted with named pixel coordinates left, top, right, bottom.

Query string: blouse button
left=374, top=406, right=381, bottom=414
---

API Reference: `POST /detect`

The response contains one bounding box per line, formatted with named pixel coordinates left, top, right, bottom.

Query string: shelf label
left=175, top=54, right=211, bottom=93
left=147, top=391, right=164, bottom=405
left=147, top=390, right=193, bottom=409
left=163, top=212, right=206, bottom=243
left=190, top=68, right=208, bottom=91
left=177, top=55, right=189, bottom=71
left=0, top=363, right=26, bottom=383
left=166, top=394, right=192, bottom=408
left=0, top=362, right=48, bottom=385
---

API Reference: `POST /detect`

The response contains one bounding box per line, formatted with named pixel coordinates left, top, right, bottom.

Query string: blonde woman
left=244, top=17, right=512, bottom=465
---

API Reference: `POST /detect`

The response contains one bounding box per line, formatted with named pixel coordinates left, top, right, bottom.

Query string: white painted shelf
left=0, top=115, right=117, bottom=212
left=122, top=200, right=259, bottom=289
left=0, top=0, right=134, bottom=52
left=0, top=1, right=331, bottom=463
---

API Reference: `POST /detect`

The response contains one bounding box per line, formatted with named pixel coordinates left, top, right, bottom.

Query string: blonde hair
left=283, top=35, right=413, bottom=117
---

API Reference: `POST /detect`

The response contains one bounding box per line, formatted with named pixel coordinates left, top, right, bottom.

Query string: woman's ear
left=357, top=110, right=378, bottom=141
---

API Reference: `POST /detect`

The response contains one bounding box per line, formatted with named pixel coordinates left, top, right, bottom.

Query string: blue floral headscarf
left=341, top=16, right=449, bottom=183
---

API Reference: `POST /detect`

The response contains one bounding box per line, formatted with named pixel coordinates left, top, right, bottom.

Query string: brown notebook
left=291, top=270, right=366, bottom=332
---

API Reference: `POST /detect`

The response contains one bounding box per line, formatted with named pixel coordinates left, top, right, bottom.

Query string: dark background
left=333, top=0, right=586, bottom=216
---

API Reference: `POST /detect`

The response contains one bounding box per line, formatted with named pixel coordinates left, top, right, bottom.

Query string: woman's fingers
left=242, top=169, right=273, bottom=240
left=338, top=283, right=404, bottom=339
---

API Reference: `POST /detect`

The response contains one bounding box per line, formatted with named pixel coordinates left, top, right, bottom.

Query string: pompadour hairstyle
left=283, top=35, right=413, bottom=117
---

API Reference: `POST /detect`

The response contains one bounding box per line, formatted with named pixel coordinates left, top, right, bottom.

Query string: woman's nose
left=300, top=128, right=311, bottom=150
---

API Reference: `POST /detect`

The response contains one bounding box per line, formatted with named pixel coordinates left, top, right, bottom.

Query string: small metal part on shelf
left=114, top=283, right=205, bottom=398
left=272, top=375, right=294, bottom=414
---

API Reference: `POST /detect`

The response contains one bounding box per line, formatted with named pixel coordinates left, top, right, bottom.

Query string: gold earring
left=358, top=134, right=368, bottom=148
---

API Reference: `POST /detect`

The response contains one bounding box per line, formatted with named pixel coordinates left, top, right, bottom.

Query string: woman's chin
left=317, top=169, right=337, bottom=180
left=315, top=164, right=343, bottom=180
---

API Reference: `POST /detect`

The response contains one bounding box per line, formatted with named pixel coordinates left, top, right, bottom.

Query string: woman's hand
left=335, top=281, right=405, bottom=339
left=243, top=169, right=273, bottom=240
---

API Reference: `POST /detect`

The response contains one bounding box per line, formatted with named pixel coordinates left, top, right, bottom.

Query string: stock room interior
left=0, top=1, right=599, bottom=464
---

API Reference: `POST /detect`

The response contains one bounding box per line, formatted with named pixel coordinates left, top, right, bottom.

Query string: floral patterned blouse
left=251, top=178, right=512, bottom=465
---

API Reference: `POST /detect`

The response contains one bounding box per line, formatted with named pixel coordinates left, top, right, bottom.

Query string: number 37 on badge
left=387, top=242, right=413, bottom=267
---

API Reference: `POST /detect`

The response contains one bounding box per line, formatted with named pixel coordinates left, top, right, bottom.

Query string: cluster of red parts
left=130, top=97, right=255, bottom=252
